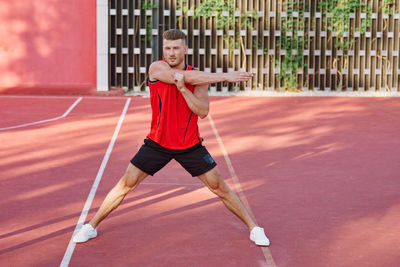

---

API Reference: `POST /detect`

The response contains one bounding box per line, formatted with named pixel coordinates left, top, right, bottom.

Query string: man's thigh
left=122, top=163, right=149, bottom=188
left=174, top=145, right=217, bottom=177
left=130, top=142, right=172, bottom=176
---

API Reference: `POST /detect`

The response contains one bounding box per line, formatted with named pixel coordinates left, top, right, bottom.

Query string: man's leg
left=73, top=163, right=148, bottom=243
left=197, top=167, right=270, bottom=246
left=89, top=163, right=148, bottom=228
left=197, top=167, right=256, bottom=231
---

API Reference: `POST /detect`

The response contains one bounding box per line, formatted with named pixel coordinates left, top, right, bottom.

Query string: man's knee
left=118, top=164, right=147, bottom=192
left=204, top=170, right=230, bottom=197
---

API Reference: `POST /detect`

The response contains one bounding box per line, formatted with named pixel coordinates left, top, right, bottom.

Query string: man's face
left=162, top=39, right=187, bottom=67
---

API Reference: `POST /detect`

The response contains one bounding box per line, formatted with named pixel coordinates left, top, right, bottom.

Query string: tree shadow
left=207, top=96, right=400, bottom=266
left=0, top=185, right=219, bottom=256
left=1, top=96, right=400, bottom=266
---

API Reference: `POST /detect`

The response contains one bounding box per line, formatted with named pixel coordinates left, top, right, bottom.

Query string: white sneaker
left=250, top=226, right=270, bottom=246
left=73, top=224, right=97, bottom=243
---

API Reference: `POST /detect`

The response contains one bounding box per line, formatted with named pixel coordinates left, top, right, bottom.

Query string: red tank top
left=147, top=63, right=202, bottom=150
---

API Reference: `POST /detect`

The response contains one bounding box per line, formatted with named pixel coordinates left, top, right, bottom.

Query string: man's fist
left=173, top=72, right=186, bottom=92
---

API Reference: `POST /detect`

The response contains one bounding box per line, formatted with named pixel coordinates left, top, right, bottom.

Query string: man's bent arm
left=182, top=84, right=210, bottom=119
left=149, top=61, right=253, bottom=85
left=174, top=73, right=209, bottom=118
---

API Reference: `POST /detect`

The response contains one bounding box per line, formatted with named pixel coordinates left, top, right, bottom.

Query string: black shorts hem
left=131, top=138, right=217, bottom=177
left=130, top=160, right=154, bottom=176
left=190, top=162, right=217, bottom=177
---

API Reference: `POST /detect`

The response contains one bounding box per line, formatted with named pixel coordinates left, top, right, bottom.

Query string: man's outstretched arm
left=149, top=60, right=253, bottom=85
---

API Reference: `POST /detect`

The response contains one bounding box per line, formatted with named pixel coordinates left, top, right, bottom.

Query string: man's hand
left=173, top=72, right=186, bottom=92
left=223, top=71, right=254, bottom=83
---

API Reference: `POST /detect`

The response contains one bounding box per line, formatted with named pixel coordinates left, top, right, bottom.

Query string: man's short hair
left=163, top=29, right=186, bottom=44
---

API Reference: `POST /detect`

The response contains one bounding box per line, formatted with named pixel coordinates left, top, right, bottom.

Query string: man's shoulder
left=185, top=64, right=198, bottom=71
left=150, top=60, right=166, bottom=67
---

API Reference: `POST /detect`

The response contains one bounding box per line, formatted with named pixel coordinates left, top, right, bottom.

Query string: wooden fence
left=109, top=0, right=400, bottom=93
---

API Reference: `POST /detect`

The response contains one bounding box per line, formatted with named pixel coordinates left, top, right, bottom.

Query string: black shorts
left=130, top=138, right=217, bottom=177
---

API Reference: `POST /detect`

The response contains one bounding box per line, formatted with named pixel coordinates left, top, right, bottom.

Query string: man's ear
left=184, top=45, right=188, bottom=55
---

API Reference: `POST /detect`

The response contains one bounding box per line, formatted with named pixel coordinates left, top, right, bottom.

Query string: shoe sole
left=254, top=240, right=270, bottom=246
left=73, top=232, right=97, bottom=243
left=250, top=235, right=270, bottom=246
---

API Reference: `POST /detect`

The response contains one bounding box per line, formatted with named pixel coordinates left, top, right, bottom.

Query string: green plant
left=141, top=0, right=158, bottom=44
left=141, top=0, right=157, bottom=10
left=319, top=0, right=371, bottom=52
left=276, top=0, right=308, bottom=90
left=176, top=0, right=188, bottom=29
left=193, top=0, right=260, bottom=63
left=194, top=0, right=237, bottom=30
left=319, top=0, right=372, bottom=90
left=383, top=0, right=394, bottom=16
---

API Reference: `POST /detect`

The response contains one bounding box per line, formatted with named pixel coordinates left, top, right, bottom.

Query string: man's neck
left=170, top=61, right=186, bottom=70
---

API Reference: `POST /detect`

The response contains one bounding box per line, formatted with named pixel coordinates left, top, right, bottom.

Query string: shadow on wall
left=0, top=0, right=96, bottom=92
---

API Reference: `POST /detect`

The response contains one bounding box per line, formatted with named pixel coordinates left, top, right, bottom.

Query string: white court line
left=0, top=97, right=82, bottom=131
left=60, top=98, right=131, bottom=267
left=208, top=115, right=277, bottom=267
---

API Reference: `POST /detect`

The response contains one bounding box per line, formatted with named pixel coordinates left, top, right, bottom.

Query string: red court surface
left=1, top=95, right=399, bottom=266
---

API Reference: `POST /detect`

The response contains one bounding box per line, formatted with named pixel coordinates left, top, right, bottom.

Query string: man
left=73, top=29, right=270, bottom=247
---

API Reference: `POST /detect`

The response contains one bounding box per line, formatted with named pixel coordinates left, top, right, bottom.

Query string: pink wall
left=0, top=0, right=96, bottom=92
